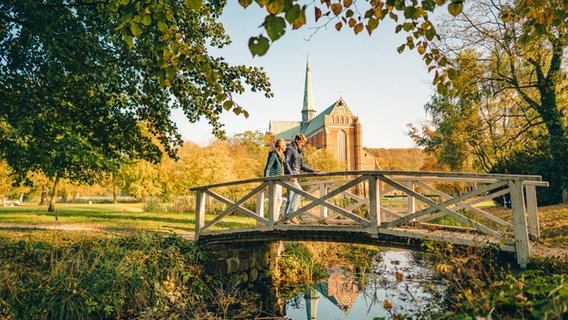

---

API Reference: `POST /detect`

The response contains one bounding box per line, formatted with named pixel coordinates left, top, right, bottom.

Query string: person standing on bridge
left=283, top=134, right=319, bottom=224
left=264, top=138, right=287, bottom=215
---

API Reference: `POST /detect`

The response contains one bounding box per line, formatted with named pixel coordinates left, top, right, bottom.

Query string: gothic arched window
left=337, top=130, right=347, bottom=163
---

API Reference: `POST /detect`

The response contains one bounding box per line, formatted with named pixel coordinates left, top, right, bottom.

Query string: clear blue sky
left=172, top=1, right=434, bottom=148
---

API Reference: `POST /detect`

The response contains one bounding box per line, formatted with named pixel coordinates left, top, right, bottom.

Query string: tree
left=0, top=0, right=271, bottom=211
left=231, top=130, right=270, bottom=177
left=303, top=145, right=341, bottom=172
left=410, top=0, right=568, bottom=202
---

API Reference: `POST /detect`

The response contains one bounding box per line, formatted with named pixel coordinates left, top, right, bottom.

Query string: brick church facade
left=268, top=61, right=378, bottom=171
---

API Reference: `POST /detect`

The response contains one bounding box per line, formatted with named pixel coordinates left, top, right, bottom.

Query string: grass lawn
left=0, top=202, right=256, bottom=238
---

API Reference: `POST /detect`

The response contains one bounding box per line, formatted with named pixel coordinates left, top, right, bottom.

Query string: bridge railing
left=191, top=171, right=547, bottom=267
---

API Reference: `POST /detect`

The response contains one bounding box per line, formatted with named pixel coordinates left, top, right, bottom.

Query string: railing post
left=368, top=174, right=380, bottom=237
left=256, top=186, right=265, bottom=227
left=524, top=184, right=540, bottom=239
left=509, top=180, right=530, bottom=268
left=319, top=183, right=328, bottom=218
left=195, top=190, right=206, bottom=241
left=407, top=181, right=415, bottom=215
left=267, top=180, right=277, bottom=229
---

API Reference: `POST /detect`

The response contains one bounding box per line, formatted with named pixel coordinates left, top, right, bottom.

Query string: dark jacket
left=264, top=150, right=284, bottom=177
left=284, top=141, right=315, bottom=175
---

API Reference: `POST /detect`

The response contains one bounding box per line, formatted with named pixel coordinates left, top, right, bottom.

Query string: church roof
left=302, top=101, right=335, bottom=135
left=303, top=97, right=351, bottom=136
left=269, top=120, right=301, bottom=141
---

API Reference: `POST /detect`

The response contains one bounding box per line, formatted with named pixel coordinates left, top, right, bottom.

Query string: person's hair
left=275, top=138, right=286, bottom=149
left=295, top=133, right=306, bottom=143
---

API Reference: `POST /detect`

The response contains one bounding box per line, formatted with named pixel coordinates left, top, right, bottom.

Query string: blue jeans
left=284, top=179, right=302, bottom=216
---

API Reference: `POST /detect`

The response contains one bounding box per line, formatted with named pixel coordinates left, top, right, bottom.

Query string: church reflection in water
left=302, top=270, right=360, bottom=320
left=276, top=250, right=445, bottom=320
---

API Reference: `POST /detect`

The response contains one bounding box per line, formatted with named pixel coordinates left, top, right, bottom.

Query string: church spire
left=302, top=59, right=316, bottom=123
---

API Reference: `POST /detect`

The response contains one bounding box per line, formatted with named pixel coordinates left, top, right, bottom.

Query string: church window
left=337, top=130, right=347, bottom=163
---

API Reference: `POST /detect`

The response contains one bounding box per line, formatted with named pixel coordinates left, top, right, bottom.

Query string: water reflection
left=283, top=250, right=445, bottom=320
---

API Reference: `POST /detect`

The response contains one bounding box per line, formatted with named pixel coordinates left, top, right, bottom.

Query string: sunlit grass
left=0, top=203, right=256, bottom=236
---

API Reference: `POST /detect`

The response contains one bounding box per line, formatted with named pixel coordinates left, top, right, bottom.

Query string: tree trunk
left=48, top=173, right=60, bottom=214
left=39, top=184, right=48, bottom=205
left=112, top=174, right=118, bottom=204
left=536, top=44, right=568, bottom=202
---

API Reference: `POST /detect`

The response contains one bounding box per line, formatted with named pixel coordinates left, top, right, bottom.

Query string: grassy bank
left=0, top=202, right=566, bottom=319
left=0, top=202, right=255, bottom=236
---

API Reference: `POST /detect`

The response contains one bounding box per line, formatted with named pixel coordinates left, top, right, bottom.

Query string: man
left=283, top=134, right=320, bottom=224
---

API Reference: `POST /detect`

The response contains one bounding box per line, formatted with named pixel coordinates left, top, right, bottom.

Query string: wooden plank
left=190, top=170, right=542, bottom=192
left=319, top=183, right=328, bottom=218
left=407, top=181, right=415, bottom=215
left=200, top=226, right=269, bottom=236
left=377, top=227, right=517, bottom=252
left=195, top=191, right=206, bottom=240
left=267, top=181, right=275, bottom=229
left=510, top=180, right=530, bottom=268
left=368, top=175, right=380, bottom=236
left=525, top=184, right=540, bottom=239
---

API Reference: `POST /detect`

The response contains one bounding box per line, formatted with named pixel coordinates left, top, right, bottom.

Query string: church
left=268, top=61, right=378, bottom=171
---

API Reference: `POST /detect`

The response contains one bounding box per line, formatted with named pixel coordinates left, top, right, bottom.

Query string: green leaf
left=397, top=44, right=405, bottom=53
left=267, top=0, right=285, bottom=14
left=286, top=5, right=301, bottom=23
left=123, top=34, right=133, bottom=48
left=264, top=15, right=286, bottom=41
left=291, top=7, right=306, bottom=29
left=248, top=35, right=270, bottom=56
left=404, top=7, right=416, bottom=19
left=389, top=11, right=398, bottom=22
left=422, top=0, right=436, bottom=11
left=119, top=0, right=130, bottom=5
left=368, top=18, right=379, bottom=30
left=425, top=28, right=436, bottom=40
left=239, top=0, right=253, bottom=8
left=109, top=1, right=120, bottom=12
left=185, top=0, right=202, bottom=10
left=223, top=100, right=233, bottom=111
left=130, top=22, right=143, bottom=37
left=402, top=22, right=414, bottom=31
left=157, top=21, right=168, bottom=33
left=141, top=15, right=152, bottom=26
left=437, top=82, right=448, bottom=96
left=447, top=2, right=462, bottom=16
left=447, top=68, right=457, bottom=80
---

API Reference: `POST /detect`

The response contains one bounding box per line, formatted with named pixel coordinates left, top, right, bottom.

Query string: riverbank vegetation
left=0, top=202, right=566, bottom=319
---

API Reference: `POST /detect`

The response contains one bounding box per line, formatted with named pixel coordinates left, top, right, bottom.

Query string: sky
left=171, top=1, right=435, bottom=148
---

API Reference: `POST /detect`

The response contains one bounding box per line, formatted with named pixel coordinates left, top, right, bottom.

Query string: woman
left=263, top=139, right=286, bottom=216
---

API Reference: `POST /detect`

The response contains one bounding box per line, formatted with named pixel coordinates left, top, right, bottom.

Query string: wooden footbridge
left=191, top=171, right=548, bottom=268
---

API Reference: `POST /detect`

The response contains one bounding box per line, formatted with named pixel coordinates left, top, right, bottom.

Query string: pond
left=280, top=249, right=446, bottom=320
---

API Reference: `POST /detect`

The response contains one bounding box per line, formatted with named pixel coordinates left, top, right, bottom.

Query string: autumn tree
left=303, top=145, right=341, bottom=172
left=0, top=0, right=271, bottom=211
left=231, top=130, right=270, bottom=177
left=410, top=0, right=568, bottom=203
